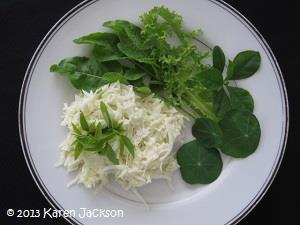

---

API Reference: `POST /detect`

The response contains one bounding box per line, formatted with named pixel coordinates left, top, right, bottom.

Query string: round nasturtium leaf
left=213, top=87, right=254, bottom=119
left=177, top=140, right=223, bottom=184
left=213, top=88, right=231, bottom=119
left=227, top=86, right=254, bottom=112
left=219, top=110, right=261, bottom=158
left=192, top=118, right=223, bottom=148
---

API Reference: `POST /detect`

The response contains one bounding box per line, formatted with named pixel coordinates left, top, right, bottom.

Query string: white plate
left=19, top=0, right=288, bottom=224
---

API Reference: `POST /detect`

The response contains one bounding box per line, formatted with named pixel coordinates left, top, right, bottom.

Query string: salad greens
left=177, top=140, right=223, bottom=184
left=51, top=6, right=262, bottom=185
left=72, top=102, right=134, bottom=164
left=212, top=46, right=226, bottom=73
left=192, top=118, right=223, bottom=149
left=227, top=50, right=261, bottom=80
left=219, top=110, right=261, bottom=158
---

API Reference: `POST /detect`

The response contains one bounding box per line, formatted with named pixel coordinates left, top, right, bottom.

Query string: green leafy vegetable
left=213, top=86, right=254, bottom=118
left=120, top=135, right=135, bottom=157
left=104, top=144, right=119, bottom=165
left=212, top=46, right=225, bottom=72
left=119, top=137, right=125, bottom=157
left=92, top=46, right=126, bottom=62
left=124, top=68, right=146, bottom=81
left=101, top=61, right=124, bottom=73
left=76, top=135, right=101, bottom=149
left=74, top=142, right=83, bottom=160
left=103, top=20, right=153, bottom=64
left=192, top=118, right=223, bottom=148
left=219, top=110, right=261, bottom=158
left=50, top=7, right=224, bottom=121
left=226, top=59, right=234, bottom=80
left=71, top=123, right=81, bottom=135
left=138, top=6, right=218, bottom=120
left=74, top=32, right=126, bottom=62
left=94, top=123, right=102, bottom=139
left=177, top=140, right=223, bottom=184
left=195, top=67, right=224, bottom=90
left=51, top=6, right=262, bottom=186
left=229, top=50, right=261, bottom=80
left=134, top=86, right=152, bottom=95
left=80, top=111, right=90, bottom=131
left=100, top=102, right=113, bottom=128
left=50, top=7, right=261, bottom=123
left=50, top=57, right=107, bottom=91
left=227, top=86, right=254, bottom=112
left=97, top=132, right=117, bottom=144
left=73, top=110, right=134, bottom=164
left=213, top=88, right=231, bottom=119
left=102, top=72, right=128, bottom=84
left=73, top=32, right=119, bottom=48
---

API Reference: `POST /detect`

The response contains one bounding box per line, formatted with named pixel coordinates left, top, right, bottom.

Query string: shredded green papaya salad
left=51, top=6, right=261, bottom=189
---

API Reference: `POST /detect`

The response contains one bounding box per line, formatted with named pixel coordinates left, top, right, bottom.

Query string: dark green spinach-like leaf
left=92, top=46, right=126, bottom=62
left=213, top=88, right=231, bottom=119
left=103, top=20, right=153, bottom=64
left=101, top=61, right=124, bottom=73
left=74, top=32, right=126, bottom=62
left=74, top=32, right=119, bottom=48
left=229, top=50, right=261, bottom=80
left=226, top=59, right=234, bottom=80
left=194, top=67, right=223, bottom=90
left=177, top=140, right=223, bottom=184
left=227, top=86, right=254, bottom=112
left=212, top=46, right=225, bottom=73
left=213, top=86, right=254, bottom=119
left=124, top=68, right=146, bottom=81
left=219, top=110, right=261, bottom=158
left=50, top=57, right=107, bottom=91
left=192, top=118, right=223, bottom=148
left=102, top=72, right=128, bottom=84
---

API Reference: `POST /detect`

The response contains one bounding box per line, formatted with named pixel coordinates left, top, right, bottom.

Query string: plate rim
left=18, top=0, right=289, bottom=224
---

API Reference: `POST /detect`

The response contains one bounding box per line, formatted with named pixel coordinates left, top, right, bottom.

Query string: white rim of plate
left=18, top=0, right=289, bottom=224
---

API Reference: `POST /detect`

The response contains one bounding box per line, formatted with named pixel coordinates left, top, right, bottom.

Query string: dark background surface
left=0, top=0, right=299, bottom=224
